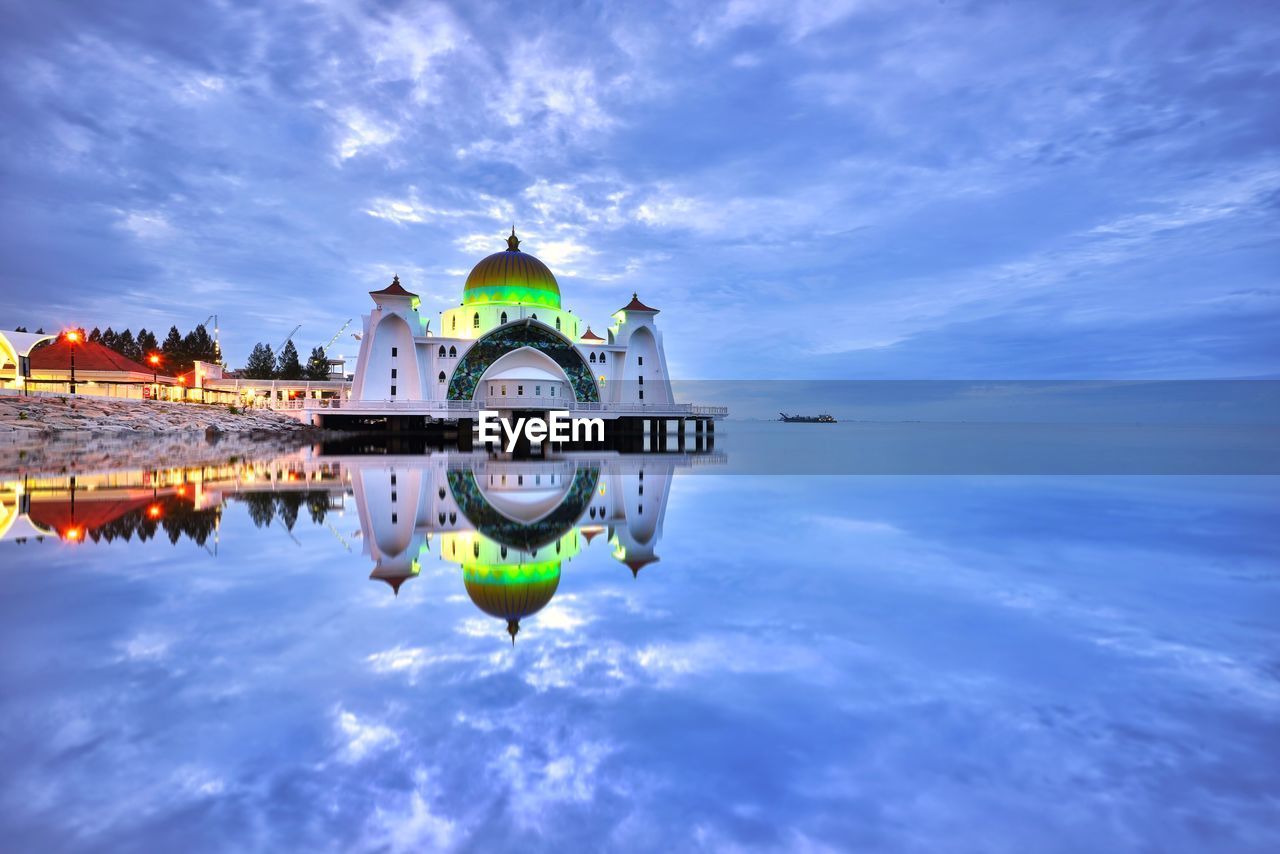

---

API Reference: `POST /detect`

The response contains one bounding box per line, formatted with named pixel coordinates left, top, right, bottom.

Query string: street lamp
left=148, top=354, right=161, bottom=400
left=65, top=330, right=80, bottom=394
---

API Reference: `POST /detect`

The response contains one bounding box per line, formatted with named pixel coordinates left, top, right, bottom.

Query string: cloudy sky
left=1, top=0, right=1277, bottom=378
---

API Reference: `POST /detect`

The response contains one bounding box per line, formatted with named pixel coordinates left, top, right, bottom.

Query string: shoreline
left=0, top=394, right=322, bottom=477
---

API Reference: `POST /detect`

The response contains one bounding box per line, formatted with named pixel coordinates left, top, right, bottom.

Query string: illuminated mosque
left=349, top=454, right=675, bottom=643
left=346, top=229, right=723, bottom=431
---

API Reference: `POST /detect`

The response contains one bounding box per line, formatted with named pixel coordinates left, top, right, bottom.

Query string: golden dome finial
left=507, top=225, right=520, bottom=252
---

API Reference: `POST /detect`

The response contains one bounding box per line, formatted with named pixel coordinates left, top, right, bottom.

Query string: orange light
left=65, top=331, right=80, bottom=343
left=176, top=485, right=188, bottom=496
left=65, top=527, right=82, bottom=541
left=179, top=376, right=187, bottom=385
left=149, top=354, right=160, bottom=365
left=147, top=504, right=163, bottom=519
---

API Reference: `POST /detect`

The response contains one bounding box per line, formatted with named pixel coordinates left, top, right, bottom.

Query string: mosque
left=338, top=229, right=725, bottom=438
left=349, top=453, right=680, bottom=643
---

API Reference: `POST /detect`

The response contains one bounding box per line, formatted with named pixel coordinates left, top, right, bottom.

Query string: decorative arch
left=449, top=345, right=457, bottom=357
left=447, top=319, right=600, bottom=402
left=438, top=345, right=446, bottom=357
left=447, top=465, right=600, bottom=551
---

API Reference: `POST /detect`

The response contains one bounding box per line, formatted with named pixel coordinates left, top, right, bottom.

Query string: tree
left=161, top=326, right=187, bottom=374
left=136, top=328, right=159, bottom=357
left=305, top=346, right=330, bottom=381
left=88, top=327, right=102, bottom=344
left=100, top=327, right=118, bottom=351
left=243, top=343, right=275, bottom=379
left=183, top=325, right=218, bottom=366
left=116, top=329, right=140, bottom=362
left=276, top=339, right=304, bottom=380
left=14, top=326, right=27, bottom=333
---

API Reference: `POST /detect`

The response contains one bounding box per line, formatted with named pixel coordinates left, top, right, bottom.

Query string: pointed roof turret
left=369, top=274, right=417, bottom=298
left=506, top=226, right=521, bottom=252
left=580, top=327, right=606, bottom=342
left=617, top=293, right=659, bottom=313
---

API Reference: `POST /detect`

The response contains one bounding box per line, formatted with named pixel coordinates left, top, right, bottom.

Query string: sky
left=0, top=0, right=1277, bottom=379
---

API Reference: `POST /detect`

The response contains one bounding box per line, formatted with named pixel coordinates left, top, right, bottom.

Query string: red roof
left=29, top=339, right=174, bottom=376
left=370, top=275, right=417, bottom=298
left=617, top=293, right=658, bottom=313
left=622, top=555, right=660, bottom=577
left=580, top=327, right=605, bottom=342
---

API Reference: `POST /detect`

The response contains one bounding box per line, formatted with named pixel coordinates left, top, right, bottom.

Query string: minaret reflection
left=348, top=454, right=683, bottom=643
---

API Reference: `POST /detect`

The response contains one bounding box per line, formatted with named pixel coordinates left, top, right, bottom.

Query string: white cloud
left=335, top=708, right=399, bottom=762
left=366, top=769, right=457, bottom=852
left=336, top=108, right=398, bottom=160
left=118, top=210, right=174, bottom=240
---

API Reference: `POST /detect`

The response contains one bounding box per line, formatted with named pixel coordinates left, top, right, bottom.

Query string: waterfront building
left=330, top=229, right=725, bottom=433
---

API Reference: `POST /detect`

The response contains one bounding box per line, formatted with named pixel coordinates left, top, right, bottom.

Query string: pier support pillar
left=457, top=418, right=473, bottom=451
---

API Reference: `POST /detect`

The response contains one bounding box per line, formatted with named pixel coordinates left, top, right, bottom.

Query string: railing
left=287, top=398, right=729, bottom=416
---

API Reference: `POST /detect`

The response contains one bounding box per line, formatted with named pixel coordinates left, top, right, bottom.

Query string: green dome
left=462, top=230, right=561, bottom=309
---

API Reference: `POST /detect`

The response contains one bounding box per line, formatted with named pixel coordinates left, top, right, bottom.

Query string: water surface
left=1, top=424, right=1277, bottom=852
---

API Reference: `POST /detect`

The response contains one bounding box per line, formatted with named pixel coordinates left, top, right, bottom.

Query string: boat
left=779, top=412, right=837, bottom=423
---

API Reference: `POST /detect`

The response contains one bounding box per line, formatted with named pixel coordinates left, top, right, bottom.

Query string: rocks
left=0, top=393, right=327, bottom=476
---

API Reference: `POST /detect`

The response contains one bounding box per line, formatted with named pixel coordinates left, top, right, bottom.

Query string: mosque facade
left=348, top=230, right=708, bottom=425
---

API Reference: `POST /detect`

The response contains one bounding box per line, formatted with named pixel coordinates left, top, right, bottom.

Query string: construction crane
left=323, top=319, right=352, bottom=351
left=278, top=324, right=301, bottom=352
left=202, top=314, right=221, bottom=359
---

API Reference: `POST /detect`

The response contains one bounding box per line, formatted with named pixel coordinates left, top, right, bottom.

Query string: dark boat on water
left=779, top=412, right=837, bottom=423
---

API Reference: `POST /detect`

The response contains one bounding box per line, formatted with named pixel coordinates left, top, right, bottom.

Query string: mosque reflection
left=1, top=447, right=719, bottom=642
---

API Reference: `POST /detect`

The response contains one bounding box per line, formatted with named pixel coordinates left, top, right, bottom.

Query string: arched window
left=438, top=371, right=446, bottom=383
left=473, top=312, right=479, bottom=328
left=589, top=352, right=597, bottom=363
left=438, top=487, right=445, bottom=499
left=452, top=316, right=457, bottom=331
left=638, top=356, right=644, bottom=366
left=556, top=317, right=561, bottom=331
left=638, top=375, right=643, bottom=385
left=473, top=542, right=479, bottom=558
left=449, top=345, right=456, bottom=357
left=438, top=345, right=446, bottom=357
left=500, top=311, right=508, bottom=324
left=531, top=313, right=537, bottom=321
left=599, top=353, right=606, bottom=363
left=500, top=545, right=508, bottom=559
left=639, top=389, right=644, bottom=400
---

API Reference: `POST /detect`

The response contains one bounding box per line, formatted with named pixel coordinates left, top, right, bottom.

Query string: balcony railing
left=282, top=398, right=729, bottom=416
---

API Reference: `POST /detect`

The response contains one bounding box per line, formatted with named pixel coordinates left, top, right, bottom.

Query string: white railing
left=288, top=397, right=728, bottom=417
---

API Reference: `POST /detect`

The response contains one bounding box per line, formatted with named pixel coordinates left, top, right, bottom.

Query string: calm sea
left=1, top=421, right=1277, bottom=852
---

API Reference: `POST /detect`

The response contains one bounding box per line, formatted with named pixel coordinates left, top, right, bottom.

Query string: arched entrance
left=448, top=319, right=599, bottom=403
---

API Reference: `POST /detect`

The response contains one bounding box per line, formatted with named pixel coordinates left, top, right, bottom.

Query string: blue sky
left=1, top=0, right=1277, bottom=378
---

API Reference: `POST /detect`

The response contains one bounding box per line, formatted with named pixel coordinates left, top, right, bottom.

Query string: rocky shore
left=0, top=393, right=321, bottom=477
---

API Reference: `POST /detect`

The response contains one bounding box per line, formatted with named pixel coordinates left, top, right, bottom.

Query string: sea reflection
left=1, top=448, right=706, bottom=644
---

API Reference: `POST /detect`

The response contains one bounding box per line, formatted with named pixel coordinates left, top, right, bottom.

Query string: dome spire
left=506, top=225, right=520, bottom=252
left=507, top=619, right=520, bottom=645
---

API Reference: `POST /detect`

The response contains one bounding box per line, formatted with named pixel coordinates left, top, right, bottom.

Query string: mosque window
left=392, top=513, right=398, bottom=524
left=438, top=345, right=446, bottom=357
left=638, top=356, right=643, bottom=366
left=531, top=313, right=537, bottom=321
left=550, top=386, right=556, bottom=397
left=438, top=487, right=445, bottom=499
left=518, top=475, right=523, bottom=485
left=391, top=474, right=396, bottom=485
left=517, top=385, right=523, bottom=395
left=501, top=385, right=507, bottom=395
left=391, top=368, right=397, bottom=378
left=638, top=375, right=643, bottom=385
left=501, top=546, right=508, bottom=559
left=391, top=491, right=397, bottom=502
left=391, top=347, right=398, bottom=357
left=639, top=471, right=643, bottom=480
left=390, top=385, right=397, bottom=396
left=638, top=504, right=643, bottom=515
left=473, top=312, right=480, bottom=328
left=449, top=512, right=456, bottom=523
left=449, top=345, right=457, bottom=357
left=556, top=541, right=561, bottom=553
left=500, top=312, right=508, bottom=324
left=473, top=542, right=479, bottom=558
left=489, top=384, right=494, bottom=395
left=535, top=385, right=541, bottom=396
left=452, top=317, right=457, bottom=331
left=556, top=317, right=561, bottom=331
left=438, top=512, right=445, bottom=524
left=438, top=371, right=446, bottom=383
left=589, top=353, right=596, bottom=363
left=599, top=353, right=606, bottom=363
left=639, top=390, right=644, bottom=400
left=638, top=485, right=643, bottom=496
